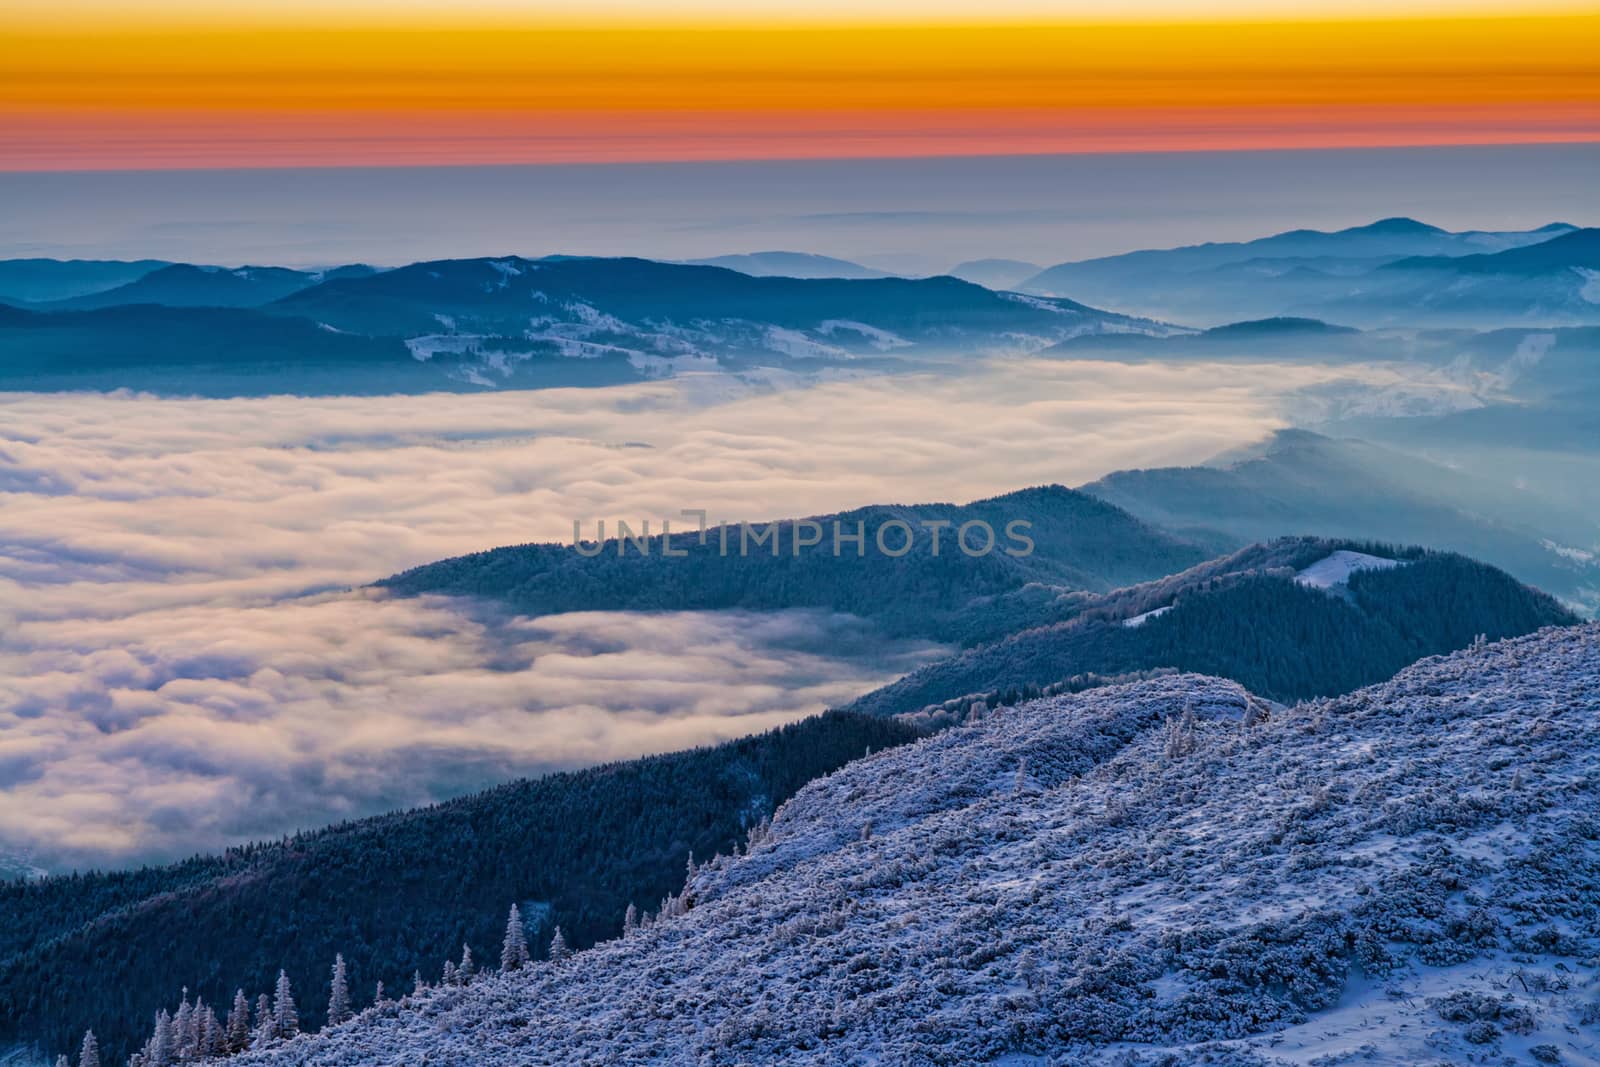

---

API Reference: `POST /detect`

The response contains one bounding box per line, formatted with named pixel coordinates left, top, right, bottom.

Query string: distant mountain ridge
left=1078, top=429, right=1600, bottom=612
left=1024, top=217, right=1576, bottom=290
left=944, top=258, right=1044, bottom=289
left=0, top=259, right=169, bottom=304
left=1381, top=225, right=1600, bottom=275
left=1019, top=219, right=1591, bottom=326
left=0, top=254, right=1167, bottom=395
left=1313, top=226, right=1600, bottom=325
left=0, top=303, right=647, bottom=395
left=44, top=263, right=377, bottom=310
left=679, top=251, right=894, bottom=279
left=267, top=255, right=1162, bottom=360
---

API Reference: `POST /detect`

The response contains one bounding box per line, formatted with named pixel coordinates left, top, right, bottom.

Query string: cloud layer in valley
left=0, top=358, right=1466, bottom=870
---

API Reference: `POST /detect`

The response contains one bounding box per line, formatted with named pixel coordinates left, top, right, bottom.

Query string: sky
left=3, top=144, right=1596, bottom=270
left=2, top=2, right=1596, bottom=171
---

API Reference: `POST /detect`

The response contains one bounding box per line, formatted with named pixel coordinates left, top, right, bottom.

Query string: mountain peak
left=1350, top=216, right=1445, bottom=235
left=1200, top=316, right=1359, bottom=338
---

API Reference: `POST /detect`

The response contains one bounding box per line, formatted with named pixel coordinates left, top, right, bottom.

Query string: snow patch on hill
left=816, top=319, right=912, bottom=351
left=237, top=624, right=1600, bottom=1067
left=1121, top=604, right=1174, bottom=628
left=1294, top=549, right=1405, bottom=589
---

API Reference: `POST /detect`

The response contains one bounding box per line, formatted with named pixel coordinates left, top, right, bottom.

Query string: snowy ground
left=236, top=624, right=1600, bottom=1067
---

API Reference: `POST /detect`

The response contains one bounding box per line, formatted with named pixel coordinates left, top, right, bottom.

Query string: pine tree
left=199, top=1003, right=222, bottom=1057
left=327, top=953, right=352, bottom=1026
left=441, top=960, right=458, bottom=986
left=147, top=1011, right=172, bottom=1067
left=273, top=969, right=299, bottom=1037
left=374, top=980, right=385, bottom=1004
left=226, top=990, right=251, bottom=1053
left=548, top=926, right=571, bottom=962
left=501, top=904, right=530, bottom=971
left=77, top=1031, right=100, bottom=1067
left=623, top=903, right=639, bottom=937
left=412, top=970, right=425, bottom=996
left=253, top=994, right=274, bottom=1047
left=173, top=990, right=194, bottom=1059
left=459, top=943, right=475, bottom=984
left=54, top=1056, right=69, bottom=1067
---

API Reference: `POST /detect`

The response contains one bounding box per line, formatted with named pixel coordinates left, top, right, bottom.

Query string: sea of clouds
left=0, top=358, right=1469, bottom=871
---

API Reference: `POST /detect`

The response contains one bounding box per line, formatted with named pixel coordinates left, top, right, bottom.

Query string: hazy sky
left=1, top=144, right=1594, bottom=271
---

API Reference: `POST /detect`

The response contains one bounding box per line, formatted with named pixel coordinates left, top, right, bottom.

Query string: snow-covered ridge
left=238, top=624, right=1600, bottom=1067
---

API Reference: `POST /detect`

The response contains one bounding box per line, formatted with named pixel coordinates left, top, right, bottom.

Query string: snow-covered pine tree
left=226, top=990, right=251, bottom=1052
left=441, top=960, right=458, bottom=986
left=623, top=903, right=639, bottom=937
left=173, top=990, right=193, bottom=1059
left=54, top=1056, right=68, bottom=1067
left=327, top=953, right=352, bottom=1026
left=501, top=904, right=530, bottom=971
left=374, top=980, right=385, bottom=1004
left=253, top=993, right=275, bottom=1047
left=199, top=1002, right=222, bottom=1057
left=548, top=926, right=571, bottom=962
left=273, top=969, right=299, bottom=1037
left=147, top=1011, right=172, bottom=1067
left=412, top=970, right=425, bottom=996
left=459, top=943, right=475, bottom=984
left=76, top=1030, right=100, bottom=1067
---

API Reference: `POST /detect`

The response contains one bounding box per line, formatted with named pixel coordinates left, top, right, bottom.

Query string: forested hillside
left=846, top=540, right=1579, bottom=717
left=0, top=712, right=920, bottom=1065
left=379, top=485, right=1210, bottom=646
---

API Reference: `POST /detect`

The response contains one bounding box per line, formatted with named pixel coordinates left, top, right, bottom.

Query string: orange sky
left=2, top=9, right=1597, bottom=170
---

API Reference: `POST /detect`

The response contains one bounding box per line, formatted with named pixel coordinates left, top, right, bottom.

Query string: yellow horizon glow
left=2, top=10, right=1596, bottom=171
left=7, top=0, right=1599, bottom=28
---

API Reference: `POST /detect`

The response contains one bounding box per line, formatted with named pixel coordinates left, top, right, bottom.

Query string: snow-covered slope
left=1293, top=549, right=1405, bottom=589
left=242, top=625, right=1600, bottom=1067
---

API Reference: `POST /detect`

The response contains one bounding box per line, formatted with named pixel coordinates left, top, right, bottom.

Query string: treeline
left=0, top=711, right=921, bottom=1065
left=849, top=547, right=1578, bottom=716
